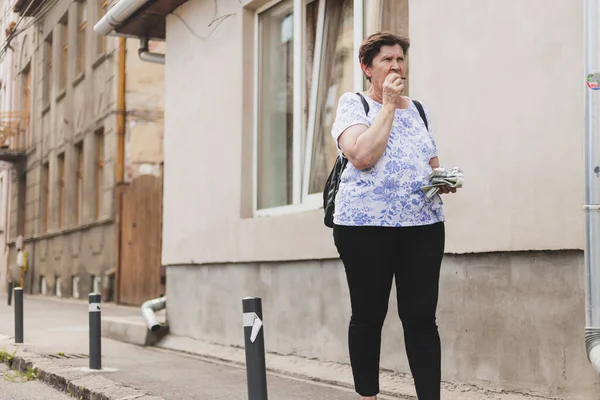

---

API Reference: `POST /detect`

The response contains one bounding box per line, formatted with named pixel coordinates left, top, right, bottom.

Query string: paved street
left=0, top=294, right=371, bottom=399
left=0, top=364, right=72, bottom=399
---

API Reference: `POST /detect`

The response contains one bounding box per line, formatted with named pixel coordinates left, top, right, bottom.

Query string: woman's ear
left=360, top=63, right=371, bottom=81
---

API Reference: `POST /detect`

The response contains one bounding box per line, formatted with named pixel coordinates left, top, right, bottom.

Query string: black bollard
left=14, top=287, right=23, bottom=343
left=89, top=293, right=102, bottom=370
left=242, top=296, right=268, bottom=400
left=7, top=280, right=12, bottom=306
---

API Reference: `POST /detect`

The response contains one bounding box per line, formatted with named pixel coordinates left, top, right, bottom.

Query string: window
left=60, top=18, right=68, bottom=90
left=95, top=130, right=104, bottom=220
left=20, top=173, right=26, bottom=236
left=306, top=0, right=354, bottom=194
left=21, top=67, right=31, bottom=148
left=58, top=154, right=65, bottom=228
left=43, top=35, right=53, bottom=105
left=75, top=144, right=83, bottom=223
left=43, top=163, right=50, bottom=232
left=255, top=0, right=356, bottom=213
left=256, top=1, right=294, bottom=209
left=77, top=1, right=86, bottom=75
left=97, top=0, right=107, bottom=54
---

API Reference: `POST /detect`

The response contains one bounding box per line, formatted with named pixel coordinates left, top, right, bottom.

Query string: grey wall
left=166, top=250, right=600, bottom=399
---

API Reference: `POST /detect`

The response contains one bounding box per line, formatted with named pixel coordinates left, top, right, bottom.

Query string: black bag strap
left=412, top=100, right=428, bottom=131
left=355, top=92, right=370, bottom=115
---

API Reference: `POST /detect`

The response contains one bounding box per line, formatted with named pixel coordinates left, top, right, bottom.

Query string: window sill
left=253, top=195, right=322, bottom=218
left=92, top=53, right=106, bottom=69
left=73, top=72, right=85, bottom=88
left=42, top=103, right=50, bottom=115
left=56, top=89, right=66, bottom=103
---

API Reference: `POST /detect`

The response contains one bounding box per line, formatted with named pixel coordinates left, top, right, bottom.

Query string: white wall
left=163, top=0, right=586, bottom=267
left=410, top=0, right=585, bottom=253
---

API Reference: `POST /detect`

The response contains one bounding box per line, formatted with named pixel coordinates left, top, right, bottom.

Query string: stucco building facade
left=101, top=0, right=598, bottom=398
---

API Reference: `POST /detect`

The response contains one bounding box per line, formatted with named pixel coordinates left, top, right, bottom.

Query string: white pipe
left=584, top=0, right=600, bottom=375
left=93, top=0, right=152, bottom=36
left=141, top=296, right=166, bottom=331
left=139, top=38, right=165, bottom=64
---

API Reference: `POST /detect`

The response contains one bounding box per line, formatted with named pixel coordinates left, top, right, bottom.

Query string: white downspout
left=93, top=0, right=152, bottom=36
left=584, top=0, right=600, bottom=375
left=141, top=296, right=166, bottom=331
left=139, top=38, right=165, bottom=64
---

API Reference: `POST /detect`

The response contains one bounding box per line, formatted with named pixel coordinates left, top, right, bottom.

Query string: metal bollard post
left=7, top=280, right=12, bottom=306
left=89, top=293, right=102, bottom=370
left=242, top=297, right=268, bottom=400
left=14, top=287, right=23, bottom=344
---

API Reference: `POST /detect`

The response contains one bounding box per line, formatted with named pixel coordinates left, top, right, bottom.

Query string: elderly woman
left=331, top=31, right=455, bottom=400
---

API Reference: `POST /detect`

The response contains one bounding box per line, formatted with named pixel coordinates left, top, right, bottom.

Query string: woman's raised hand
left=382, top=73, right=404, bottom=108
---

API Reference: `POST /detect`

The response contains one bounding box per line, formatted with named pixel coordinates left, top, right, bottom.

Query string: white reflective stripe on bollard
left=243, top=312, right=263, bottom=343
left=89, top=303, right=101, bottom=312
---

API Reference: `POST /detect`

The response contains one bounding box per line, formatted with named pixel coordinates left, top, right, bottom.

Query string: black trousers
left=333, top=222, right=445, bottom=399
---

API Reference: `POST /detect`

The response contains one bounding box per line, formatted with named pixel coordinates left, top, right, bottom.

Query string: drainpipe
left=139, top=38, right=165, bottom=64
left=114, top=37, right=126, bottom=304
left=141, top=296, right=166, bottom=331
left=93, top=0, right=153, bottom=36
left=584, top=0, right=600, bottom=375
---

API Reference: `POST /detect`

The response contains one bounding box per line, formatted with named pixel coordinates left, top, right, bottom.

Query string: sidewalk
left=0, top=364, right=72, bottom=400
left=0, top=294, right=554, bottom=400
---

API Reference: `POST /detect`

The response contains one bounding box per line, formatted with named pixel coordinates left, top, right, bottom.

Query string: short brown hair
left=359, top=32, right=410, bottom=81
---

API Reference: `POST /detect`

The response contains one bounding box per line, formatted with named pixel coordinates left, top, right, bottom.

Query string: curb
left=1, top=341, right=164, bottom=400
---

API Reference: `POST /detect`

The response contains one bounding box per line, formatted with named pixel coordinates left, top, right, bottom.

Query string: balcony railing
left=0, top=111, right=28, bottom=163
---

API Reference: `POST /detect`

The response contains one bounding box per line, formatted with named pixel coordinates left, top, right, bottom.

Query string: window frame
left=95, top=130, right=104, bottom=220
left=43, top=162, right=50, bottom=232
left=43, top=35, right=53, bottom=107
left=77, top=1, right=87, bottom=76
left=252, top=0, right=364, bottom=217
left=20, top=173, right=26, bottom=236
left=75, top=143, right=83, bottom=224
left=97, top=0, right=108, bottom=55
left=57, top=153, right=65, bottom=229
left=21, top=67, right=31, bottom=149
left=60, top=19, right=68, bottom=91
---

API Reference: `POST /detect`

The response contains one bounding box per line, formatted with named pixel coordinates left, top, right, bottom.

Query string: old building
left=0, top=0, right=18, bottom=293
left=1, top=0, right=165, bottom=305
left=101, top=0, right=600, bottom=398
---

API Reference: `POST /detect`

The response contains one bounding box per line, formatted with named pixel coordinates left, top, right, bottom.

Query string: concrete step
left=101, top=311, right=168, bottom=347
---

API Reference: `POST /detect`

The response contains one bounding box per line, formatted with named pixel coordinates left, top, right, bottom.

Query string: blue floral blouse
left=331, top=92, right=445, bottom=227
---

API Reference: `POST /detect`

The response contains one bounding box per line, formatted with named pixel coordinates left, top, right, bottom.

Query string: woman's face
left=362, top=44, right=406, bottom=91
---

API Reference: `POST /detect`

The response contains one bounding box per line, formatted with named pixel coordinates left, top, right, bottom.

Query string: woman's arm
left=337, top=74, right=404, bottom=170
left=338, top=103, right=396, bottom=170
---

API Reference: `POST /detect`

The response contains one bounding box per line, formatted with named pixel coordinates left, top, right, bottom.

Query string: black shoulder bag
left=322, top=94, right=429, bottom=228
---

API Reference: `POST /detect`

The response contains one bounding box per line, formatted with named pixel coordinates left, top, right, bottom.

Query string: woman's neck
left=365, top=86, right=409, bottom=109
left=366, top=86, right=384, bottom=104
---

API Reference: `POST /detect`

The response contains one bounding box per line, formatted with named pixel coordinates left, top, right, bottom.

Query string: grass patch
left=0, top=348, right=16, bottom=364
left=4, top=366, right=36, bottom=383
left=57, top=352, right=65, bottom=357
